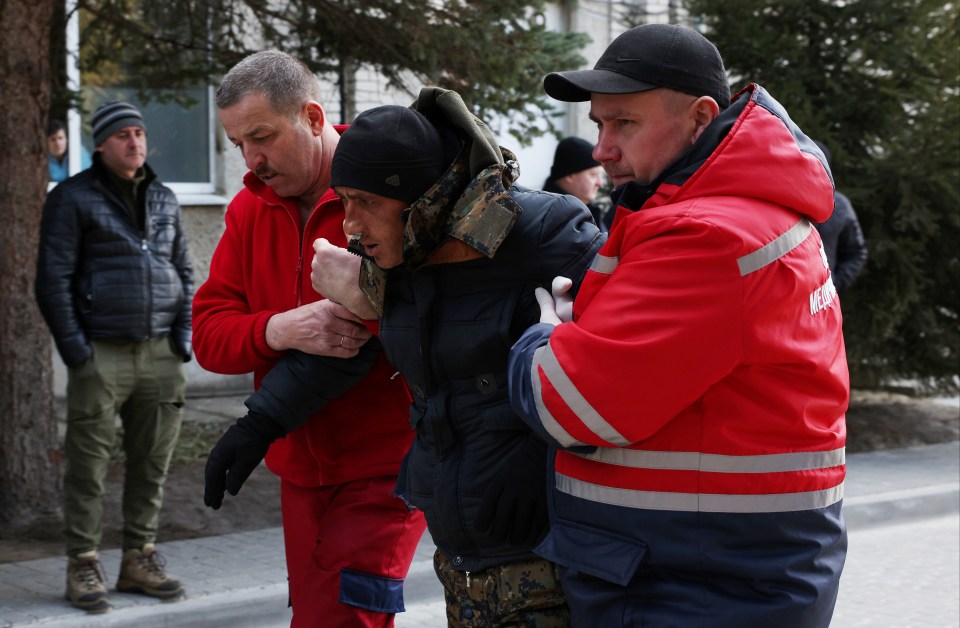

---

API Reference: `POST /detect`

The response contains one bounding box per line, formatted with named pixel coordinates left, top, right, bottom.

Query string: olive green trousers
left=63, top=338, right=185, bottom=556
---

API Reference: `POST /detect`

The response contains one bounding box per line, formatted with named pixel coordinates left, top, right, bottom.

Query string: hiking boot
left=66, top=551, right=111, bottom=613
left=116, top=543, right=185, bottom=601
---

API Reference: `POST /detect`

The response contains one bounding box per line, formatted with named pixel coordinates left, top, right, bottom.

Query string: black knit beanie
left=549, top=136, right=600, bottom=180
left=92, top=101, right=146, bottom=146
left=331, top=106, right=447, bottom=204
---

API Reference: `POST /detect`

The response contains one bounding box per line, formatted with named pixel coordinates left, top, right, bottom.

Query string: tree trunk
left=0, top=0, right=60, bottom=527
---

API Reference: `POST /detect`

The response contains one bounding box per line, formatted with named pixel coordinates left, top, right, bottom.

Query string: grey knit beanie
left=92, top=101, right=146, bottom=146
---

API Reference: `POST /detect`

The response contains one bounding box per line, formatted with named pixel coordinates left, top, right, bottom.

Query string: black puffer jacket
left=543, top=178, right=611, bottom=232
left=36, top=155, right=194, bottom=367
left=373, top=88, right=605, bottom=572
left=814, top=190, right=868, bottom=292
left=384, top=185, right=602, bottom=571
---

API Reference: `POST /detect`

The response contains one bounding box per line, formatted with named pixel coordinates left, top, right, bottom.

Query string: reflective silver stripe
left=572, top=447, right=845, bottom=473
left=590, top=254, right=619, bottom=275
left=556, top=473, right=845, bottom=513
left=539, top=344, right=631, bottom=446
left=737, top=219, right=812, bottom=276
left=531, top=345, right=581, bottom=447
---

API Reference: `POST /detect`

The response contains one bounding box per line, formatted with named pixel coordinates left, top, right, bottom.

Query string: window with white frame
left=57, top=1, right=218, bottom=198
left=78, top=87, right=217, bottom=195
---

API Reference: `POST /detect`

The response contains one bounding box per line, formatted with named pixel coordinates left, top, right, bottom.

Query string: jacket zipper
left=142, top=236, right=151, bottom=338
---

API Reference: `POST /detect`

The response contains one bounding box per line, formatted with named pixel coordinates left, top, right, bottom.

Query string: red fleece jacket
left=193, top=172, right=412, bottom=487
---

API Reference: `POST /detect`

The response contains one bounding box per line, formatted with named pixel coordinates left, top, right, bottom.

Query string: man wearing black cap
left=507, top=23, right=849, bottom=627
left=264, top=87, right=605, bottom=624
left=542, top=136, right=609, bottom=230
left=36, top=100, right=193, bottom=612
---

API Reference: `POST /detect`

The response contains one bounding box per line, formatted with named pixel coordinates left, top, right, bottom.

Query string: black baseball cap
left=544, top=23, right=730, bottom=109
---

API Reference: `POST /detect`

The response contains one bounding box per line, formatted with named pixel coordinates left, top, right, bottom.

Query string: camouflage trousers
left=433, top=549, right=570, bottom=627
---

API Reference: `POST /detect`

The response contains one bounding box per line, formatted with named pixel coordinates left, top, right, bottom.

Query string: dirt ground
left=0, top=457, right=282, bottom=564
left=1, top=391, right=956, bottom=564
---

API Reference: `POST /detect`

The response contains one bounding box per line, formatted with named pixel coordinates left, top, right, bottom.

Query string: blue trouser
left=539, top=501, right=846, bottom=628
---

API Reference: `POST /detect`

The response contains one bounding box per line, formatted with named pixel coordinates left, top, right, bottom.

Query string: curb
left=21, top=585, right=288, bottom=628
left=13, top=560, right=443, bottom=627
left=843, top=482, right=960, bottom=530
left=19, top=482, right=959, bottom=628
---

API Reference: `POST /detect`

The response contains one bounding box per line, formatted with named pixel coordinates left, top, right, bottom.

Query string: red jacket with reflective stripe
left=509, top=84, right=848, bottom=626
left=529, top=85, right=848, bottom=511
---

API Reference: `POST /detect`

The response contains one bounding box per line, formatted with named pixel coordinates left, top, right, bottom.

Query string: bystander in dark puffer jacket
left=36, top=152, right=193, bottom=367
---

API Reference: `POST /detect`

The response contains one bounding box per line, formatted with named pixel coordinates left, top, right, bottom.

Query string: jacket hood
left=355, top=87, right=524, bottom=315
left=615, top=84, right=834, bottom=223
left=405, top=87, right=522, bottom=265
left=412, top=87, right=507, bottom=177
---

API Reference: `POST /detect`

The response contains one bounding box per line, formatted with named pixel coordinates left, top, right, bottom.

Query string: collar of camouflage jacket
left=356, top=87, right=523, bottom=316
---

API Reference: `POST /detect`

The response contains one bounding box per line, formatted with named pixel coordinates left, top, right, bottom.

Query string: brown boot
left=66, top=551, right=111, bottom=613
left=116, top=543, right=185, bottom=601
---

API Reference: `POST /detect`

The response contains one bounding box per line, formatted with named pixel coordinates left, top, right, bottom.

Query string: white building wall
left=352, top=67, right=422, bottom=114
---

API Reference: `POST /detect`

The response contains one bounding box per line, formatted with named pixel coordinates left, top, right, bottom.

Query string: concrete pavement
left=2, top=412, right=957, bottom=626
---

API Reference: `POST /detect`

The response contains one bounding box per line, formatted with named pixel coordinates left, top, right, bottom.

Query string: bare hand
left=265, top=299, right=372, bottom=357
left=311, top=238, right=377, bottom=319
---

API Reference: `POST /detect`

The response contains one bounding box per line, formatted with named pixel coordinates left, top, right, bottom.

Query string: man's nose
left=244, top=148, right=264, bottom=172
left=342, top=206, right=360, bottom=237
left=593, top=135, right=617, bottom=163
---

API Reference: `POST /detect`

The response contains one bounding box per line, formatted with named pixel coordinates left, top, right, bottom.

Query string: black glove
left=205, top=341, right=381, bottom=510
left=473, top=434, right=549, bottom=547
left=204, top=411, right=285, bottom=509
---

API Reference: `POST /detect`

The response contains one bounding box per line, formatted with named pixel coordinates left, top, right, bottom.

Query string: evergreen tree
left=73, top=0, right=589, bottom=142
left=685, top=0, right=960, bottom=390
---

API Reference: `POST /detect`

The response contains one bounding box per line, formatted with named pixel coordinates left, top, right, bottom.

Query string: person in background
left=47, top=118, right=91, bottom=183
left=36, top=101, right=193, bottom=613
left=813, top=139, right=868, bottom=292
left=542, top=136, right=609, bottom=230
left=192, top=50, right=425, bottom=628
left=508, top=23, right=848, bottom=628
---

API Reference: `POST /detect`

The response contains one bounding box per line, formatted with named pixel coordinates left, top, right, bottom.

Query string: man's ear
left=690, top=96, right=720, bottom=144
left=304, top=101, right=325, bottom=136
